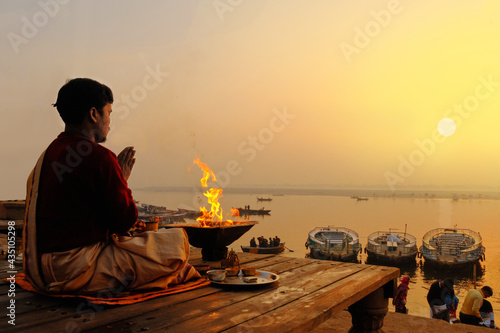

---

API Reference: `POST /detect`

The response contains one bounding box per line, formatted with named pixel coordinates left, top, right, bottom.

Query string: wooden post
left=348, top=287, right=389, bottom=332
left=473, top=264, right=476, bottom=289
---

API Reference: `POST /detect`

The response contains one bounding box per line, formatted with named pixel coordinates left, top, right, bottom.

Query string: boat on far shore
left=305, top=226, right=361, bottom=262
left=420, top=227, right=485, bottom=268
left=236, top=207, right=271, bottom=215
left=257, top=197, right=272, bottom=201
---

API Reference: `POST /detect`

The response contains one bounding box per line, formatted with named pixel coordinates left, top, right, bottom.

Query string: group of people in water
left=393, top=276, right=495, bottom=328
left=250, top=236, right=281, bottom=248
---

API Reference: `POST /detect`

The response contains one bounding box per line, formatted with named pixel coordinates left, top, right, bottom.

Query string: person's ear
left=89, top=107, right=99, bottom=123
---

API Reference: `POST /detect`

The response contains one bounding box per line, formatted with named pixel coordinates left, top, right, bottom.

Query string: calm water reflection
left=134, top=189, right=500, bottom=318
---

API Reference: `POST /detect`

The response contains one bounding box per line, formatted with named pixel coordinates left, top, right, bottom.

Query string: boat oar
left=285, top=246, right=294, bottom=252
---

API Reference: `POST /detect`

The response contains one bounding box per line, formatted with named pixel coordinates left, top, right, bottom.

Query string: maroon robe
left=36, top=132, right=137, bottom=253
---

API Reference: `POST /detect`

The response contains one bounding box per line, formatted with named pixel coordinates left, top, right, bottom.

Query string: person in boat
left=459, top=286, right=494, bottom=326
left=274, top=236, right=281, bottom=247
left=393, top=275, right=410, bottom=314
left=250, top=237, right=257, bottom=247
left=426, top=279, right=455, bottom=322
left=24, top=78, right=199, bottom=295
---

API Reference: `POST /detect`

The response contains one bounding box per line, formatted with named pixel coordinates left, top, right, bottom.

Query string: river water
left=133, top=188, right=500, bottom=318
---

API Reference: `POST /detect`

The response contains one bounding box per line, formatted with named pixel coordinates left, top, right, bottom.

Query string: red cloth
left=393, top=277, right=410, bottom=311
left=36, top=132, right=137, bottom=253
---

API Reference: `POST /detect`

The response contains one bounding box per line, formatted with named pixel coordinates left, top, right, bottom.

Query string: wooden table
left=0, top=249, right=399, bottom=332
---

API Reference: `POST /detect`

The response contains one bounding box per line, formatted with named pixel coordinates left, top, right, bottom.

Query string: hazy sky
left=2, top=0, right=500, bottom=199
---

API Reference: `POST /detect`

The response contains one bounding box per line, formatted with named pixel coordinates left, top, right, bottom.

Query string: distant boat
left=420, top=228, right=485, bottom=268
left=177, top=208, right=203, bottom=219
left=236, top=207, right=271, bottom=215
left=241, top=243, right=285, bottom=254
left=305, top=226, right=361, bottom=262
left=365, top=231, right=418, bottom=265
left=138, top=211, right=186, bottom=223
left=356, top=197, right=369, bottom=201
left=257, top=197, right=272, bottom=201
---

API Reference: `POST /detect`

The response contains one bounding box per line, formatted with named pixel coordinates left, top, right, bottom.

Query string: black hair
left=444, top=279, right=454, bottom=294
left=482, top=286, right=493, bottom=296
left=53, top=78, right=113, bottom=125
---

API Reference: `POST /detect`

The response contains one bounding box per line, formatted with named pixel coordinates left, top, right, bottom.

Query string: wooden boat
left=257, top=197, right=272, bottom=201
left=236, top=207, right=271, bottom=215
left=420, top=227, right=485, bottom=268
left=138, top=211, right=187, bottom=224
left=305, top=226, right=361, bottom=262
left=365, top=231, right=418, bottom=265
left=241, top=243, right=285, bottom=254
left=177, top=208, right=203, bottom=219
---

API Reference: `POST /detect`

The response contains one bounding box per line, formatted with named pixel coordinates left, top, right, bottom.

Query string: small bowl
left=207, top=270, right=226, bottom=282
left=144, top=222, right=159, bottom=231
left=225, top=268, right=240, bottom=277
left=241, top=267, right=256, bottom=276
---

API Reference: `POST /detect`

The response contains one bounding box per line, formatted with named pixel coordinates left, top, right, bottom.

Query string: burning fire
left=192, top=158, right=234, bottom=227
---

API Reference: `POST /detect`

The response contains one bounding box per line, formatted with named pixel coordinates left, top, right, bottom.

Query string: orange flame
left=192, top=158, right=234, bottom=227
left=230, top=208, right=240, bottom=217
left=193, top=157, right=216, bottom=187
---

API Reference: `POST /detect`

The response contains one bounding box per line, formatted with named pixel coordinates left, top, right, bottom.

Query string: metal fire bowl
left=162, top=221, right=257, bottom=249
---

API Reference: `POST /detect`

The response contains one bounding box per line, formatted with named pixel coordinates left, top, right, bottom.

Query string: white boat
left=305, top=226, right=361, bottom=262
left=365, top=231, right=418, bottom=265
left=420, top=228, right=485, bottom=267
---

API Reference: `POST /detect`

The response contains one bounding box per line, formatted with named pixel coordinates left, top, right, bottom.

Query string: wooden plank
left=224, top=265, right=400, bottom=333
left=0, top=220, right=24, bottom=231
left=0, top=252, right=363, bottom=333
left=96, top=261, right=367, bottom=332
left=5, top=256, right=313, bottom=332
left=80, top=259, right=336, bottom=332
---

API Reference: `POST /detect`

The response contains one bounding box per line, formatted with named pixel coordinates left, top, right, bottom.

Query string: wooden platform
left=0, top=249, right=399, bottom=332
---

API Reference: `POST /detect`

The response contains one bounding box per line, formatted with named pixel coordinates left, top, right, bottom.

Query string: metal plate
left=209, top=270, right=279, bottom=286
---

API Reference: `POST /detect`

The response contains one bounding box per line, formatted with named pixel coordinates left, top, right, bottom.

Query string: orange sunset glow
left=4, top=1, right=500, bottom=325
left=2, top=1, right=500, bottom=196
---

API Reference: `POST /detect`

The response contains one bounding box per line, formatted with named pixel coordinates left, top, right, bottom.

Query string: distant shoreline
left=134, top=186, right=500, bottom=200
